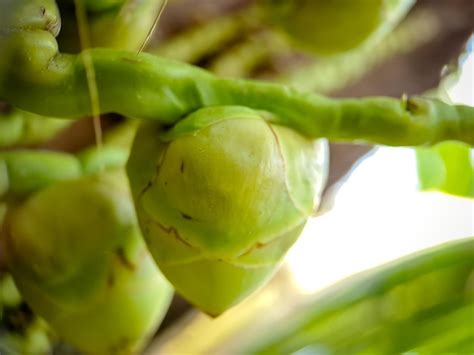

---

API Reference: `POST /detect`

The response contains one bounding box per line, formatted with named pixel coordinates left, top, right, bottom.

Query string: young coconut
left=262, top=0, right=415, bottom=55
left=1, top=171, right=173, bottom=354
left=127, top=106, right=328, bottom=315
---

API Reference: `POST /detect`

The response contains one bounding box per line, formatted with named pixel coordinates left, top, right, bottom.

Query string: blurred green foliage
left=416, top=141, right=474, bottom=197
left=241, top=238, right=474, bottom=354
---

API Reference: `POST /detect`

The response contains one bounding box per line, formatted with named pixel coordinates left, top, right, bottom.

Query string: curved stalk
left=0, top=0, right=473, bottom=147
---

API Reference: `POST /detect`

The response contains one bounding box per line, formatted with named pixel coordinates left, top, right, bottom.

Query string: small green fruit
left=2, top=171, right=173, bottom=354
left=263, top=0, right=415, bottom=55
left=128, top=106, right=328, bottom=315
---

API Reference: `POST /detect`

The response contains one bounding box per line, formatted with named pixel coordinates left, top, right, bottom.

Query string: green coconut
left=127, top=106, right=328, bottom=315
left=2, top=171, right=173, bottom=354
left=263, top=0, right=415, bottom=55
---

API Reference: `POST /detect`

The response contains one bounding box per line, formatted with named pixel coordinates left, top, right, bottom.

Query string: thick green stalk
left=0, top=0, right=162, bottom=149
left=1, top=0, right=473, bottom=146
left=0, top=151, right=82, bottom=203
left=215, top=80, right=474, bottom=145
left=0, top=144, right=129, bottom=203
left=0, top=106, right=70, bottom=148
